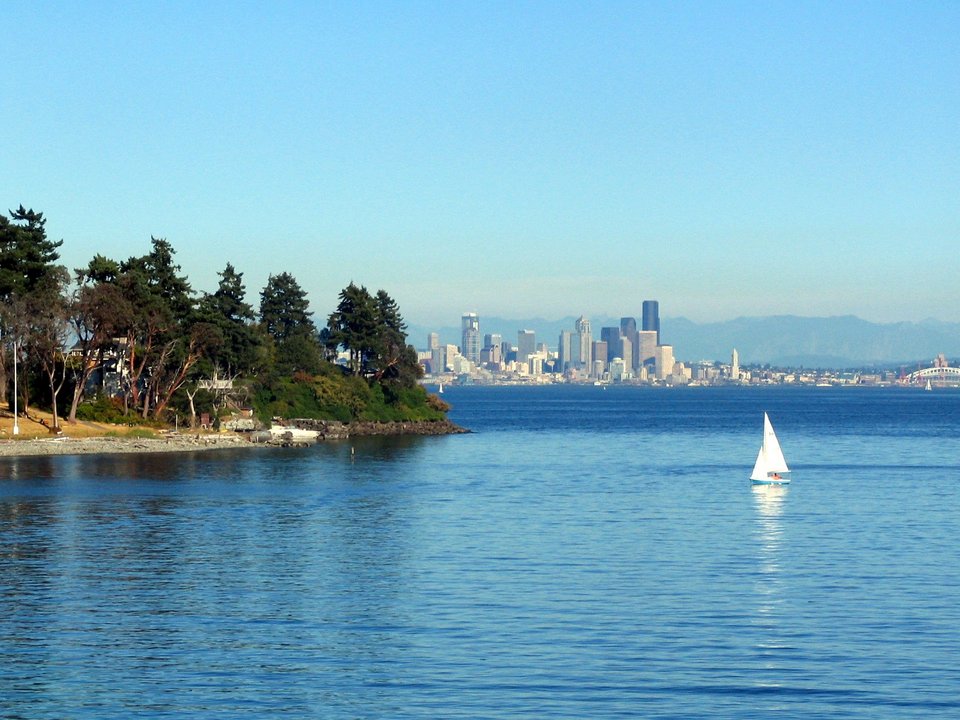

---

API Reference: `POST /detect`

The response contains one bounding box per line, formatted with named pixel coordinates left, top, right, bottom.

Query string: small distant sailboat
left=925, top=379, right=932, bottom=391
left=438, top=381, right=444, bottom=394
left=750, top=413, right=791, bottom=485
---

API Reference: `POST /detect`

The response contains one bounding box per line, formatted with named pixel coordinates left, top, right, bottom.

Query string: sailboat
left=438, top=381, right=444, bottom=394
left=750, top=413, right=791, bottom=485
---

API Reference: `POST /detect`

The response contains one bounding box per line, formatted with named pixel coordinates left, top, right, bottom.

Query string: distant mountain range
left=408, top=315, right=960, bottom=368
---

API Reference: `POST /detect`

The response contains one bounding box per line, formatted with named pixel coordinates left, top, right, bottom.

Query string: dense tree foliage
left=197, top=263, right=261, bottom=375
left=1, top=204, right=441, bottom=429
left=0, top=206, right=66, bottom=411
left=325, top=283, right=421, bottom=385
left=259, top=272, right=321, bottom=375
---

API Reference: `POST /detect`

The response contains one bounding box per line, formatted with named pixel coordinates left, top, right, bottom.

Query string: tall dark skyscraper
left=642, top=300, right=660, bottom=344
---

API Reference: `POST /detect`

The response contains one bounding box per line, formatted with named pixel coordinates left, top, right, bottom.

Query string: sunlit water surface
left=2, top=386, right=959, bottom=718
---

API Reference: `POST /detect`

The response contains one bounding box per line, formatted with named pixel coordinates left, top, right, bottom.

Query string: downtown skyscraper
left=642, top=300, right=660, bottom=345
left=461, top=313, right=480, bottom=365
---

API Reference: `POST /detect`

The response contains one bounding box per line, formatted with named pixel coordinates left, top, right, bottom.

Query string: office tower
left=518, top=330, right=536, bottom=363
left=443, top=344, right=459, bottom=372
left=637, top=330, right=657, bottom=367
left=731, top=348, right=740, bottom=381
left=428, top=332, right=440, bottom=351
left=617, top=335, right=633, bottom=372
left=642, top=300, right=660, bottom=344
left=592, top=340, right=608, bottom=373
left=461, top=313, right=480, bottom=364
left=558, top=330, right=573, bottom=371
left=620, top=316, right=639, bottom=369
left=480, top=344, right=502, bottom=366
left=575, top=315, right=592, bottom=367
left=484, top=333, right=502, bottom=351
left=600, top=327, right=620, bottom=362
left=655, top=344, right=674, bottom=380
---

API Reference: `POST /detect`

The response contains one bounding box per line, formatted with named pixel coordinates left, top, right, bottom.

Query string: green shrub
left=75, top=394, right=153, bottom=425
left=250, top=362, right=446, bottom=424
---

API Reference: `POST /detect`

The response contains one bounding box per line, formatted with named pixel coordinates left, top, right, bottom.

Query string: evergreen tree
left=372, top=289, right=410, bottom=382
left=259, top=273, right=320, bottom=374
left=326, top=282, right=378, bottom=376
left=260, top=272, right=316, bottom=342
left=0, top=206, right=63, bottom=299
left=198, top=263, right=260, bottom=374
left=0, top=206, right=65, bottom=407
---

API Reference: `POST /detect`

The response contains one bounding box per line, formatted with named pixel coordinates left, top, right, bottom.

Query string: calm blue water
left=2, top=386, right=959, bottom=718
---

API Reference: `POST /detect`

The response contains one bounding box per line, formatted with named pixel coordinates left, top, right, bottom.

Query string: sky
left=2, top=1, right=958, bottom=327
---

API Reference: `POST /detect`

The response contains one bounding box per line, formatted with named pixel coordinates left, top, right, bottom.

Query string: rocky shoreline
left=0, top=419, right=468, bottom=457
left=284, top=418, right=468, bottom=438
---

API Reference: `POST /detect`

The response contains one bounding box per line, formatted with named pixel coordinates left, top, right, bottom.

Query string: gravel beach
left=0, top=433, right=259, bottom=457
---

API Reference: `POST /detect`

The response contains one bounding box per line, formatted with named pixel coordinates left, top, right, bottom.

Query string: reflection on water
left=752, top=482, right=787, bottom=579
left=751, top=484, right=789, bottom=683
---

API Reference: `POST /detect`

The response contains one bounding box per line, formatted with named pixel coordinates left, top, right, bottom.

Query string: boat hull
left=751, top=476, right=791, bottom=485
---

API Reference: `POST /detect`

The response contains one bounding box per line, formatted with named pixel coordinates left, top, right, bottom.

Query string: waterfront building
left=461, top=313, right=480, bottom=365
left=655, top=344, right=674, bottom=381
left=637, top=330, right=657, bottom=367
left=591, top=359, right=605, bottom=379
left=731, top=348, right=740, bottom=382
left=642, top=300, right=660, bottom=344
left=518, top=329, right=536, bottom=363
left=610, top=357, right=628, bottom=382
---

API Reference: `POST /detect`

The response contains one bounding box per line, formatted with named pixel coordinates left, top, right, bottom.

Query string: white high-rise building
left=575, top=316, right=592, bottom=367
left=731, top=348, right=740, bottom=382
left=637, top=331, right=657, bottom=368
left=655, top=344, right=674, bottom=381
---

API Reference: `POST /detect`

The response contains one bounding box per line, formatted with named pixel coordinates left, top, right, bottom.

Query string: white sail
left=750, top=446, right=766, bottom=481
left=750, top=412, right=790, bottom=483
left=762, top=413, right=789, bottom=473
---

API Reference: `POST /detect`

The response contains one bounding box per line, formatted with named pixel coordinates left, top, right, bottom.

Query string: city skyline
left=417, top=308, right=960, bottom=369
left=2, top=3, right=957, bottom=326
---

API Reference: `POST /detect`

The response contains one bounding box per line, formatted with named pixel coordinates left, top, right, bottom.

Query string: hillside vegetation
left=1, top=206, right=446, bottom=430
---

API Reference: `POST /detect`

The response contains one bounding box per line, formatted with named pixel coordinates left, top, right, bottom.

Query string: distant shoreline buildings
left=419, top=308, right=958, bottom=388
left=422, top=302, right=694, bottom=385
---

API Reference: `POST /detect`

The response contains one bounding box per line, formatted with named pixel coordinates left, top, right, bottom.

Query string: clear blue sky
left=3, top=1, right=957, bottom=326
